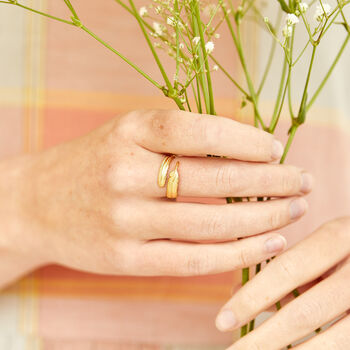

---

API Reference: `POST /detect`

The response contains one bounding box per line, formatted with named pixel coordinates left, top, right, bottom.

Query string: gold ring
left=166, top=161, right=180, bottom=199
left=158, top=155, right=175, bottom=188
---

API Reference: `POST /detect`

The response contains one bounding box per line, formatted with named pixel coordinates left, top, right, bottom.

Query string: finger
left=215, top=218, right=350, bottom=331
left=136, top=110, right=284, bottom=162
left=227, top=262, right=350, bottom=350
left=293, top=314, right=350, bottom=349
left=134, top=233, right=287, bottom=276
left=121, top=197, right=308, bottom=241
left=116, top=152, right=313, bottom=197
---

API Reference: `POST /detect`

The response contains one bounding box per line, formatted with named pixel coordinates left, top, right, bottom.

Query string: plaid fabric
left=0, top=1, right=350, bottom=349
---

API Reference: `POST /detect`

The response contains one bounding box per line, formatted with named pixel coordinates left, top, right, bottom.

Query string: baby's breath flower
left=192, top=36, right=200, bottom=45
left=139, top=6, right=148, bottom=17
left=264, top=17, right=269, bottom=23
left=282, top=25, right=293, bottom=38
left=314, top=3, right=331, bottom=22
left=179, top=43, right=184, bottom=49
left=298, top=2, right=308, bottom=14
left=153, top=22, right=163, bottom=36
left=167, top=16, right=176, bottom=27
left=205, top=41, right=214, bottom=54
left=214, top=33, right=220, bottom=39
left=286, top=13, right=299, bottom=25
left=213, top=65, right=218, bottom=71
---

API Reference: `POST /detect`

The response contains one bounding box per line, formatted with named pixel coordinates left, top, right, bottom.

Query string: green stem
left=240, top=267, right=250, bottom=337
left=63, top=0, right=80, bottom=19
left=307, top=35, right=350, bottom=112
left=280, top=124, right=298, bottom=164
left=80, top=25, right=162, bottom=90
left=193, top=0, right=215, bottom=115
left=0, top=1, right=74, bottom=25
left=257, top=11, right=281, bottom=96
left=221, top=3, right=266, bottom=130
left=128, top=0, right=173, bottom=93
left=270, top=47, right=288, bottom=131
left=190, top=7, right=210, bottom=114
left=209, top=55, right=250, bottom=98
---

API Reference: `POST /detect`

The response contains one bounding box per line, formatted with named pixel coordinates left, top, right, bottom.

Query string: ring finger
left=119, top=197, right=308, bottom=241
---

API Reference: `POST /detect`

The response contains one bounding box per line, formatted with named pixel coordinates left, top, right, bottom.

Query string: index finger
left=135, top=110, right=283, bottom=162
left=215, top=218, right=350, bottom=332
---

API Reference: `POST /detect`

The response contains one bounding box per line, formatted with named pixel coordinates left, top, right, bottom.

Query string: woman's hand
left=216, top=217, right=350, bottom=350
left=0, top=110, right=312, bottom=283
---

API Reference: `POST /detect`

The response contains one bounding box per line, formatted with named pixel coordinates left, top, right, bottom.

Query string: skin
left=0, top=109, right=312, bottom=289
left=216, top=217, right=350, bottom=350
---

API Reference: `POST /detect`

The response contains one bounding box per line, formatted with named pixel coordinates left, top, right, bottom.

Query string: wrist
left=0, top=154, right=49, bottom=277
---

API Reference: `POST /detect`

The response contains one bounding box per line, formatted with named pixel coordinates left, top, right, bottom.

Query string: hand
left=1, top=110, right=312, bottom=280
left=216, top=217, right=350, bottom=350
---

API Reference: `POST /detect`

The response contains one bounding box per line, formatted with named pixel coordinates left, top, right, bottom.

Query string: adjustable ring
left=158, top=155, right=175, bottom=188
left=166, top=161, right=180, bottom=199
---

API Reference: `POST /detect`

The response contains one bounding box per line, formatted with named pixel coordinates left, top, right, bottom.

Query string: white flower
left=286, top=13, right=299, bottom=25
left=205, top=41, right=214, bottom=54
left=153, top=22, right=163, bottom=36
left=192, top=36, right=200, bottom=45
left=213, top=65, right=218, bottom=71
left=282, top=25, right=293, bottom=38
left=167, top=16, right=176, bottom=26
left=214, top=33, right=220, bottom=39
left=139, top=6, right=148, bottom=17
left=298, top=2, right=308, bottom=14
left=179, top=43, right=184, bottom=49
left=264, top=17, right=269, bottom=23
left=314, top=3, right=331, bottom=22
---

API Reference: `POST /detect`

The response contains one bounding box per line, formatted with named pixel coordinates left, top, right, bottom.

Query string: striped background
left=0, top=1, right=350, bottom=349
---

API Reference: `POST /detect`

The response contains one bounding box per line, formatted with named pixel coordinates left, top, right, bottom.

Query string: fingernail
left=272, top=140, right=284, bottom=160
left=290, top=198, right=308, bottom=220
left=300, top=173, right=314, bottom=193
left=265, top=235, right=287, bottom=253
left=216, top=309, right=238, bottom=331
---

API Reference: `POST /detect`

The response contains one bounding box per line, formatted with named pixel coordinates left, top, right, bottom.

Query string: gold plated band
left=158, top=155, right=175, bottom=188
left=166, top=161, right=180, bottom=199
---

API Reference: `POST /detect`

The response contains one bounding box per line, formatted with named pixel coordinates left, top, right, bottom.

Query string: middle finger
left=121, top=152, right=313, bottom=198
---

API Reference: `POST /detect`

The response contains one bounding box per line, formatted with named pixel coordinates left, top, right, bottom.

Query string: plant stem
left=80, top=25, right=162, bottom=90
left=280, top=124, right=298, bottom=163
left=270, top=47, right=288, bottom=131
left=209, top=55, right=250, bottom=98
left=63, top=0, right=80, bottom=19
left=240, top=267, right=250, bottom=337
left=193, top=0, right=215, bottom=115
left=128, top=0, right=174, bottom=94
left=307, top=35, right=350, bottom=111
left=0, top=1, right=74, bottom=25
left=221, top=3, right=266, bottom=130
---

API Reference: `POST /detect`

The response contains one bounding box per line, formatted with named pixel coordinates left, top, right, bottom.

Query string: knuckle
left=147, top=109, right=178, bottom=139
left=193, top=116, right=222, bottom=151
left=111, top=111, right=138, bottom=140
left=290, top=299, right=324, bottom=330
left=103, top=239, right=131, bottom=273
left=281, top=167, right=300, bottom=194
left=215, top=165, right=239, bottom=192
left=202, top=213, right=227, bottom=239
left=277, top=255, right=298, bottom=281
left=267, top=210, right=283, bottom=229
left=237, top=247, right=251, bottom=268
left=186, top=250, right=213, bottom=275
left=246, top=341, right=264, bottom=350
left=106, top=162, right=135, bottom=194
